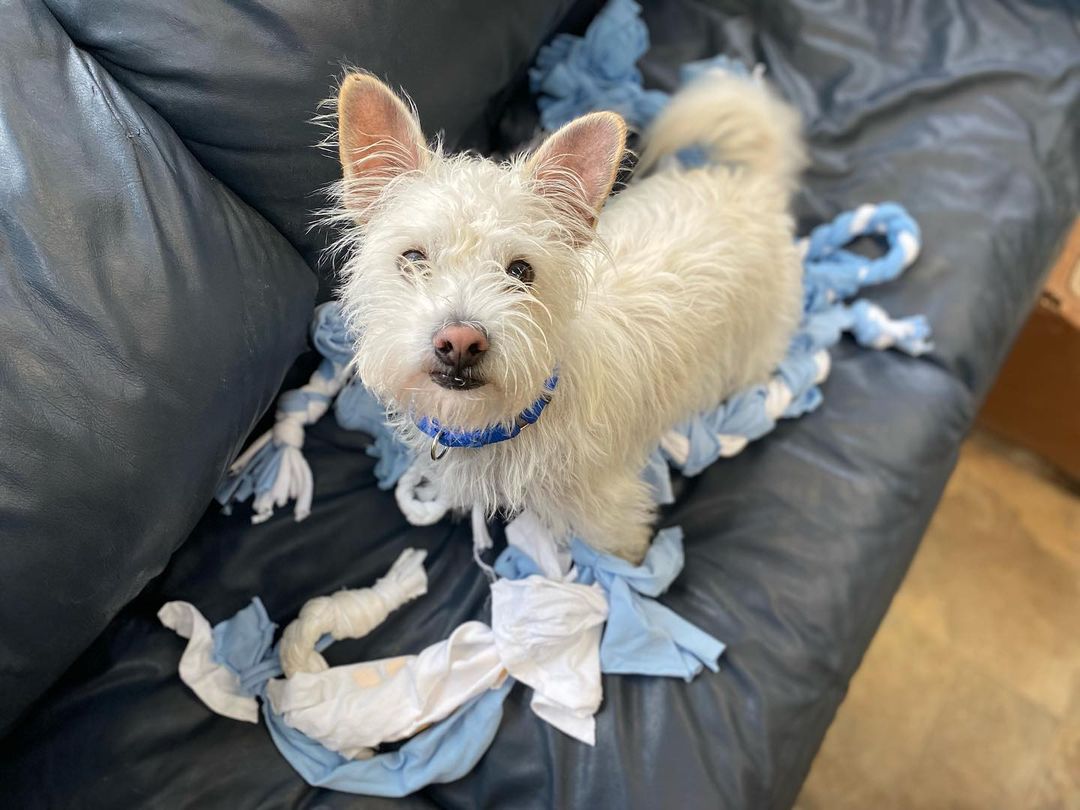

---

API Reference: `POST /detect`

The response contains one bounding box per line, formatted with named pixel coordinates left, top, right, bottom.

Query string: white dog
left=334, top=69, right=805, bottom=562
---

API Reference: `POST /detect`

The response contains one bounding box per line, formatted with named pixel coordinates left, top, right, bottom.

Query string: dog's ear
left=526, top=111, right=627, bottom=239
left=337, top=73, right=428, bottom=218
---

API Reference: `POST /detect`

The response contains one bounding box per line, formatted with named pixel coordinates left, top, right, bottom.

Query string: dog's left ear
left=526, top=111, right=627, bottom=239
left=338, top=73, right=429, bottom=219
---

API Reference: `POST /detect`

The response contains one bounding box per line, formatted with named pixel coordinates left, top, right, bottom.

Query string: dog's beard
left=355, top=316, right=560, bottom=431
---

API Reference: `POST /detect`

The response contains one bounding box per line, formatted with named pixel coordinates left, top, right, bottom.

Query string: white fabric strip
left=279, top=548, right=428, bottom=678
left=504, top=509, right=574, bottom=580
left=158, top=601, right=259, bottom=723
left=490, top=576, right=608, bottom=745
left=267, top=621, right=507, bottom=760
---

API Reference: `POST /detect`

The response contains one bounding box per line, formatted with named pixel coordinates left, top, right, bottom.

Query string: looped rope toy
left=169, top=0, right=936, bottom=797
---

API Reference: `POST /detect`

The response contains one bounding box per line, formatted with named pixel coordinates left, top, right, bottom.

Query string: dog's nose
left=432, top=323, right=489, bottom=368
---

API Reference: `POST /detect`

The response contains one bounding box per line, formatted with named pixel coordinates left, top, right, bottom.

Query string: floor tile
left=797, top=432, right=1080, bottom=808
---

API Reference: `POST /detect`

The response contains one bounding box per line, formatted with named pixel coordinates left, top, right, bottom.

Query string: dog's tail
left=637, top=69, right=806, bottom=189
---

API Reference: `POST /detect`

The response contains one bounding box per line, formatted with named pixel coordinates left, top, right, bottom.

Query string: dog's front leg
left=569, top=471, right=656, bottom=564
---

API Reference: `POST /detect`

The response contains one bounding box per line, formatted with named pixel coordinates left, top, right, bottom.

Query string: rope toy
left=161, top=519, right=719, bottom=794
left=165, top=0, right=934, bottom=797
left=278, top=548, right=429, bottom=678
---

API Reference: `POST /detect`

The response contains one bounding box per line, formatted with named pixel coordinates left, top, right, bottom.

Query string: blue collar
left=416, top=373, right=559, bottom=455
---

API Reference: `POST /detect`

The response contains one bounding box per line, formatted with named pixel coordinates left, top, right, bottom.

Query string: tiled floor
left=796, top=431, right=1080, bottom=810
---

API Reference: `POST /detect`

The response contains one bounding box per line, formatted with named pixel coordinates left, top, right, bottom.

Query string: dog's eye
left=505, top=259, right=534, bottom=285
left=401, top=249, right=426, bottom=265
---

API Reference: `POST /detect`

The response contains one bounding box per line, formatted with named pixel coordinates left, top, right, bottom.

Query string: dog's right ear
left=337, top=73, right=428, bottom=218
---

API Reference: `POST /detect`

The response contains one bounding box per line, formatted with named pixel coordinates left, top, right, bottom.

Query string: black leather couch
left=2, top=1, right=1078, bottom=807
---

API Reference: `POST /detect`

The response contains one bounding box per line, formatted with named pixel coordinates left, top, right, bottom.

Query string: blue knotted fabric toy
left=531, top=0, right=668, bottom=131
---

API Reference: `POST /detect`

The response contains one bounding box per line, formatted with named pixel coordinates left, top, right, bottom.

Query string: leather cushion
left=45, top=0, right=587, bottom=294
left=0, top=0, right=316, bottom=734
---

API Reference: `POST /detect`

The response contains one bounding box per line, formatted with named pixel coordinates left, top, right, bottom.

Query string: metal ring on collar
left=430, top=431, right=450, bottom=461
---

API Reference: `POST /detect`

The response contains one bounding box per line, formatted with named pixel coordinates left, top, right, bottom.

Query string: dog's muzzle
left=430, top=321, right=488, bottom=390
left=429, top=369, right=486, bottom=391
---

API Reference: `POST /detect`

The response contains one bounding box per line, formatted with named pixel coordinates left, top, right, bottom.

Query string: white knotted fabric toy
left=267, top=512, right=609, bottom=757
left=158, top=547, right=430, bottom=730
left=162, top=510, right=724, bottom=795
left=278, top=548, right=429, bottom=677
left=162, top=512, right=634, bottom=766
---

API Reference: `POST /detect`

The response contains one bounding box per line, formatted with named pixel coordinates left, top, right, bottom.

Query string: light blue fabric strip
left=493, top=545, right=546, bottom=580
left=310, top=301, right=356, bottom=366
left=211, top=597, right=277, bottom=683
left=530, top=0, right=667, bottom=130
left=262, top=681, right=512, bottom=797
left=571, top=529, right=725, bottom=679
left=597, top=580, right=725, bottom=680
left=571, top=526, right=685, bottom=598
left=207, top=598, right=514, bottom=797
left=494, top=527, right=725, bottom=680
left=846, top=300, right=933, bottom=356
left=679, top=54, right=751, bottom=84
left=333, top=377, right=387, bottom=437
left=215, top=440, right=281, bottom=511
left=334, top=377, right=416, bottom=490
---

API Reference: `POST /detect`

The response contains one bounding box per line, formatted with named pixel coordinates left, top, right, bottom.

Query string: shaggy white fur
left=334, top=70, right=806, bottom=562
